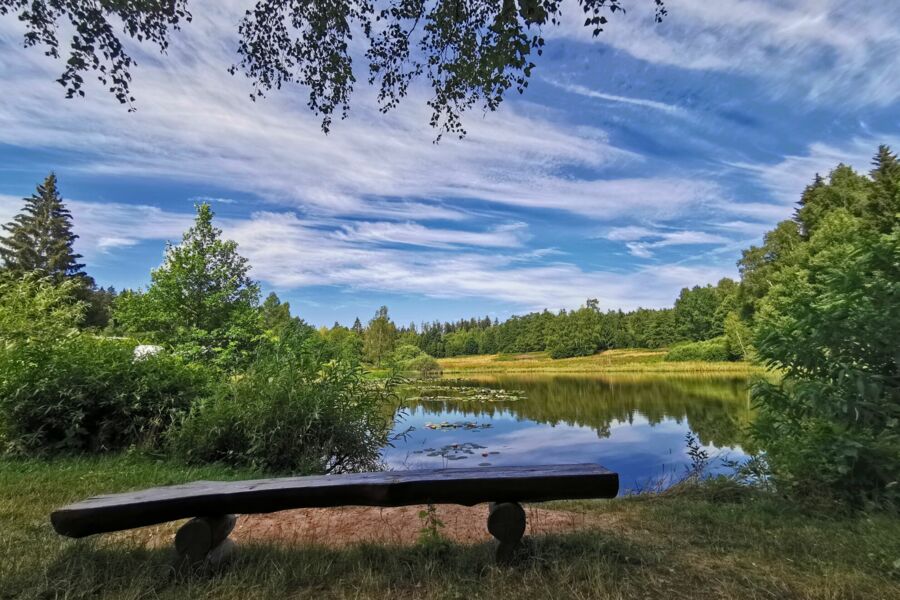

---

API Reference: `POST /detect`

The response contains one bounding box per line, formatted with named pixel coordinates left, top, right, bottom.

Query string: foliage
left=391, top=344, right=441, bottom=378
left=317, top=323, right=364, bottom=364
left=417, top=503, right=447, bottom=548
left=0, top=173, right=87, bottom=282
left=0, top=273, right=85, bottom=342
left=722, top=311, right=752, bottom=360
left=0, top=335, right=211, bottom=454
left=113, top=203, right=262, bottom=370
left=364, top=306, right=397, bottom=366
left=547, top=306, right=601, bottom=359
left=751, top=208, right=899, bottom=509
left=665, top=337, right=733, bottom=363
left=172, top=335, right=396, bottom=474
left=78, top=284, right=117, bottom=330
left=385, top=283, right=736, bottom=362
left=260, top=291, right=295, bottom=338
left=672, top=281, right=735, bottom=342
left=1, top=1, right=665, bottom=137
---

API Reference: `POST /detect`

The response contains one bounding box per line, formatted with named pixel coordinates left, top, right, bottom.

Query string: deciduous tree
left=113, top=203, right=261, bottom=369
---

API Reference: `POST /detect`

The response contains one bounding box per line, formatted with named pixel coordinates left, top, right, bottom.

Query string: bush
left=404, top=354, right=442, bottom=378
left=390, top=344, right=442, bottom=378
left=0, top=273, right=85, bottom=342
left=0, top=335, right=211, bottom=454
left=171, top=340, right=396, bottom=474
left=664, top=337, right=733, bottom=362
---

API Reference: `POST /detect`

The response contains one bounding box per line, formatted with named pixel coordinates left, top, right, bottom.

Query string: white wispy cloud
left=61, top=201, right=190, bottom=258
left=554, top=0, right=900, bottom=108
left=0, top=194, right=192, bottom=258
left=0, top=2, right=719, bottom=224
left=333, top=221, right=529, bottom=249
left=17, top=196, right=731, bottom=310
left=729, top=137, right=900, bottom=204
left=190, top=196, right=237, bottom=205
left=545, top=79, right=684, bottom=115
left=604, top=225, right=729, bottom=258
left=226, top=211, right=734, bottom=310
left=0, top=195, right=18, bottom=226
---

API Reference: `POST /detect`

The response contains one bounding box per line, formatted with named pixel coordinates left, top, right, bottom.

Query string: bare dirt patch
left=230, top=504, right=599, bottom=547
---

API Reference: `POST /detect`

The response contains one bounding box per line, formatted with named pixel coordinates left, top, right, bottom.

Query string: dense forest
left=390, top=278, right=740, bottom=360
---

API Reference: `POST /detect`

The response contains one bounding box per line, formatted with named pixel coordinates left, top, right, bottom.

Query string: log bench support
left=487, top=502, right=527, bottom=564
left=174, top=514, right=237, bottom=569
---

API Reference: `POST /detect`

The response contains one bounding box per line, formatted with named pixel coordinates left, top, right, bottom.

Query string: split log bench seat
left=51, top=463, right=619, bottom=565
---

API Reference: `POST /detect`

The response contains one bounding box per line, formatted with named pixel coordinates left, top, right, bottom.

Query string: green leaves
left=171, top=335, right=395, bottom=474
left=3, top=1, right=664, bottom=137
left=113, top=203, right=262, bottom=371
left=748, top=151, right=900, bottom=510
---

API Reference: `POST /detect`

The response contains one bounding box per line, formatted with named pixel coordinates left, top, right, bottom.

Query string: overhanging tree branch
left=1, top=0, right=665, bottom=137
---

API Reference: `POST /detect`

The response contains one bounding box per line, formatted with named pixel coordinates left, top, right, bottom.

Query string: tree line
left=394, top=279, right=741, bottom=360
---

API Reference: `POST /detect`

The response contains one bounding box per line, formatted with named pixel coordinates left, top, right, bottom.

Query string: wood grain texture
left=51, top=464, right=618, bottom=538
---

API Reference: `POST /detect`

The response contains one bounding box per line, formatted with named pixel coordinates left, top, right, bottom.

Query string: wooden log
left=495, top=539, right=526, bottom=565
left=205, top=538, right=237, bottom=569
left=51, top=464, right=618, bottom=538
left=488, top=502, right=527, bottom=565
left=174, top=515, right=236, bottom=563
left=487, top=502, right=526, bottom=543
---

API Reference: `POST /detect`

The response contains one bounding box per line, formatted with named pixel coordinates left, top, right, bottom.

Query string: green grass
left=438, top=349, right=763, bottom=375
left=2, top=454, right=898, bottom=599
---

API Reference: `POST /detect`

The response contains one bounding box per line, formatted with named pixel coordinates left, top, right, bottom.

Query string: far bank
left=436, top=349, right=763, bottom=375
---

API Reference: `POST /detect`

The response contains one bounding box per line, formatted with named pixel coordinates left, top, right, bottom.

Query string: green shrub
left=0, top=273, right=85, bottom=342
left=389, top=344, right=442, bottom=378
left=664, top=337, right=733, bottom=362
left=404, top=354, right=442, bottom=378
left=392, top=344, right=425, bottom=362
left=171, top=340, right=396, bottom=474
left=0, top=335, right=211, bottom=454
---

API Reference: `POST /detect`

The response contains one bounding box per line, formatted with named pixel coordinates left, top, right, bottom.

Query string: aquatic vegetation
left=406, top=381, right=525, bottom=403
left=423, top=421, right=492, bottom=431
left=412, top=442, right=501, bottom=462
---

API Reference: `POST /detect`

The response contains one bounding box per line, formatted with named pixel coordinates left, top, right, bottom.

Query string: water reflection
left=383, top=374, right=755, bottom=493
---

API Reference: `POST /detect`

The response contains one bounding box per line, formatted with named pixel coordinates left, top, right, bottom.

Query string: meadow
left=437, top=349, right=763, bottom=375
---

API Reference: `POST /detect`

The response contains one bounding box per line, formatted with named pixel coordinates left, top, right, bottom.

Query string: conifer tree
left=0, top=173, right=87, bottom=281
left=868, top=145, right=900, bottom=232
left=351, top=317, right=363, bottom=336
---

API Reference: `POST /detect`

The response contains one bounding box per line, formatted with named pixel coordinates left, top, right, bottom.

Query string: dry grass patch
left=439, top=349, right=761, bottom=375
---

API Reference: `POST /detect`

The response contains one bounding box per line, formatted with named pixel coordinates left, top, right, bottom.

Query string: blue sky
left=1, top=0, right=899, bottom=327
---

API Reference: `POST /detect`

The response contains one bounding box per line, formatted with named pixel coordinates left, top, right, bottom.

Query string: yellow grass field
left=437, top=349, right=764, bottom=375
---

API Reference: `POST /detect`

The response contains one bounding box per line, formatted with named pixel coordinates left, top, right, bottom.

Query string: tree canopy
left=114, top=203, right=262, bottom=368
left=0, top=0, right=665, bottom=137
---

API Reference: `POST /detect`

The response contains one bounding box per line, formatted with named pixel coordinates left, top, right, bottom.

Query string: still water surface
left=383, top=374, right=754, bottom=493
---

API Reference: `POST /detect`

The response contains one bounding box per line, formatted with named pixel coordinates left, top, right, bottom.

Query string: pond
left=382, top=374, right=755, bottom=494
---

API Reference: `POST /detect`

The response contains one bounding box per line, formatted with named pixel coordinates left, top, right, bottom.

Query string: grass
left=438, top=349, right=764, bottom=375
left=2, top=454, right=898, bottom=599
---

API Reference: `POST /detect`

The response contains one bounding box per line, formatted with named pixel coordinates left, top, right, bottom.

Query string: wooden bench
left=51, top=463, right=618, bottom=564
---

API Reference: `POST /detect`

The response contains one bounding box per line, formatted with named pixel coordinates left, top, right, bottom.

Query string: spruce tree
left=351, top=317, right=363, bottom=335
left=868, top=145, right=900, bottom=232
left=0, top=173, right=87, bottom=281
